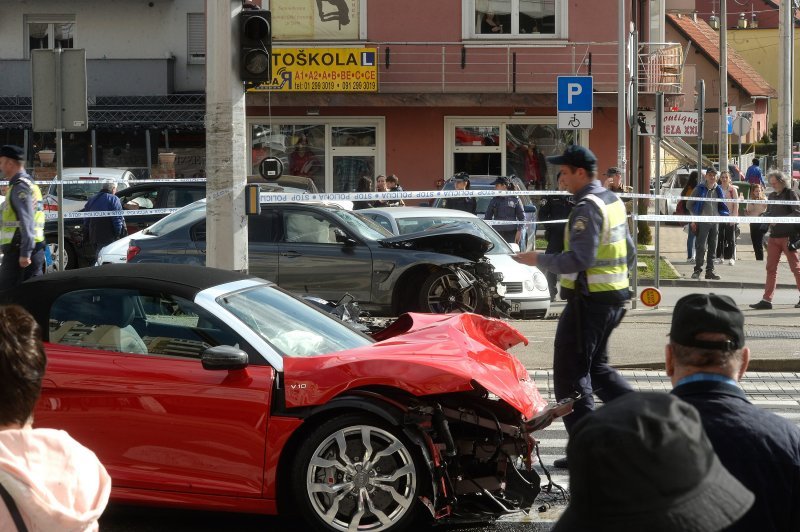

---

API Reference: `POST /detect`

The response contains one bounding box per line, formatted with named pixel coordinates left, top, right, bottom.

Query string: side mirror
left=201, top=345, right=249, bottom=371
left=334, top=228, right=357, bottom=246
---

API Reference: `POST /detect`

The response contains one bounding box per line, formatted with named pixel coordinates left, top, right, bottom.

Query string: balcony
left=0, top=57, right=175, bottom=97
left=637, top=42, right=685, bottom=95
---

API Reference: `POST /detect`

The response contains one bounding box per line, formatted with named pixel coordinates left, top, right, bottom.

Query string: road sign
left=31, top=49, right=88, bottom=132
left=732, top=112, right=753, bottom=137
left=557, top=76, right=593, bottom=129
left=725, top=106, right=736, bottom=135
left=637, top=111, right=699, bottom=137
left=557, top=112, right=592, bottom=129
left=640, top=287, right=662, bottom=307
left=557, top=76, right=593, bottom=112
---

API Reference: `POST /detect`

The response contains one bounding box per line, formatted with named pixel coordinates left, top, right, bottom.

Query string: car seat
left=50, top=292, right=148, bottom=354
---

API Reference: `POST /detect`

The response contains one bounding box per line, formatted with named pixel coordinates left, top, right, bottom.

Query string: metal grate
left=745, top=328, right=800, bottom=340
left=502, top=281, right=523, bottom=294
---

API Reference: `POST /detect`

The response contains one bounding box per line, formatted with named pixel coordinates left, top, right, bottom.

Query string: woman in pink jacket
left=0, top=305, right=111, bottom=532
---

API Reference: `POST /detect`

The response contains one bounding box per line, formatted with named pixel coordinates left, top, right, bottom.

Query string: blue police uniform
left=0, top=171, right=46, bottom=288
left=537, top=176, right=636, bottom=435
left=485, top=195, right=524, bottom=243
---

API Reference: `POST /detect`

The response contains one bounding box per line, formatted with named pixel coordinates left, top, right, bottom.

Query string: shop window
left=251, top=124, right=326, bottom=192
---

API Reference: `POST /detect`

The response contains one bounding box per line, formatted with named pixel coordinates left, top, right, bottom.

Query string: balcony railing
left=638, top=42, right=685, bottom=95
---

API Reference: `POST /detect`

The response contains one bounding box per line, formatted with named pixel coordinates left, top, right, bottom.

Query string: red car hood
left=282, top=313, right=547, bottom=420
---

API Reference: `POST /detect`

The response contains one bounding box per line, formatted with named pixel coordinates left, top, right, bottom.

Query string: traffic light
left=239, top=9, right=271, bottom=85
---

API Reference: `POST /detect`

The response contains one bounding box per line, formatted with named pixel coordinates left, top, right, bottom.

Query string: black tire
left=418, top=269, right=481, bottom=314
left=290, top=413, right=429, bottom=532
left=46, top=239, right=78, bottom=271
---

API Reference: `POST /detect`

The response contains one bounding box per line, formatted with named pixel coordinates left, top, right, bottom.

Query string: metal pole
left=91, top=129, right=97, bottom=167
left=654, top=92, right=663, bottom=291
left=697, top=80, right=705, bottom=173
left=778, top=0, right=793, bottom=174
left=630, top=29, right=639, bottom=310
left=55, top=46, right=65, bottom=271
left=617, top=0, right=627, bottom=179
left=719, top=0, right=728, bottom=173
left=145, top=129, right=152, bottom=179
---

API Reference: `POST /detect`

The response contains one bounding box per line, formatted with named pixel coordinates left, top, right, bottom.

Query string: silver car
left=44, top=167, right=134, bottom=213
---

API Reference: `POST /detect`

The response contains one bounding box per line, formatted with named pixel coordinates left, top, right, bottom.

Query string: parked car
left=359, top=207, right=550, bottom=319
left=45, top=181, right=206, bottom=270
left=792, top=152, right=800, bottom=187
left=43, top=167, right=134, bottom=213
left=0, top=264, right=569, bottom=531
left=431, top=175, right=537, bottom=250
left=128, top=201, right=507, bottom=316
left=658, top=167, right=699, bottom=216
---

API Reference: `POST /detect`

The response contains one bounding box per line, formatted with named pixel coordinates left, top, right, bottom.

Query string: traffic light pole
left=206, top=0, right=248, bottom=273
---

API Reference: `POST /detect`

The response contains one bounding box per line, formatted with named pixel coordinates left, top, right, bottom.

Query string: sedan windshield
left=396, top=217, right=511, bottom=255
left=48, top=181, right=119, bottom=201
left=217, top=284, right=373, bottom=357
left=331, top=209, right=394, bottom=240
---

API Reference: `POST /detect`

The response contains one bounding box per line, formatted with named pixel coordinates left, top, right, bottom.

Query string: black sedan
left=128, top=201, right=507, bottom=316
left=45, top=181, right=206, bottom=270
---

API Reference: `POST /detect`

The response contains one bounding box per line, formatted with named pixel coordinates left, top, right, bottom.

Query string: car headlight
left=524, top=279, right=534, bottom=292
left=533, top=271, right=548, bottom=292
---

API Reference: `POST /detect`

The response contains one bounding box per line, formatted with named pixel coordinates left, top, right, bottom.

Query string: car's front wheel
left=291, top=414, right=428, bottom=532
left=46, top=239, right=77, bottom=271
left=418, top=269, right=481, bottom=314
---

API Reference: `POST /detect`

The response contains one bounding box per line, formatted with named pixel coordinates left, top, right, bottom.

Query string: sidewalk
left=637, top=223, right=800, bottom=290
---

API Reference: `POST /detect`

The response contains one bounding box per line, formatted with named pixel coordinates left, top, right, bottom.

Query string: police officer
left=537, top=171, right=574, bottom=301
left=513, top=145, right=635, bottom=468
left=441, top=172, right=476, bottom=214
left=484, top=176, right=524, bottom=244
left=0, top=145, right=45, bottom=288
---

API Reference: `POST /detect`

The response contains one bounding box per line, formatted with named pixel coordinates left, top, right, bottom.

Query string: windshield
left=145, top=200, right=207, bottom=237
left=47, top=181, right=120, bottom=201
left=396, top=217, right=511, bottom=254
left=331, top=209, right=393, bottom=240
left=217, top=284, right=372, bottom=357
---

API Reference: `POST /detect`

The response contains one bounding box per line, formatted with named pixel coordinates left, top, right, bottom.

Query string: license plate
left=511, top=303, right=520, bottom=313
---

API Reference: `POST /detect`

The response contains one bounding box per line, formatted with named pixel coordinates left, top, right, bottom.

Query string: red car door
left=36, top=289, right=275, bottom=498
left=35, top=345, right=274, bottom=497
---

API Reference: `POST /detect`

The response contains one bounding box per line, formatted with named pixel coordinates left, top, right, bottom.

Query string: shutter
left=187, top=13, right=205, bottom=64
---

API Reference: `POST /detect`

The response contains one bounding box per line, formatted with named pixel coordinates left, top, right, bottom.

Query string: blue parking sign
left=557, top=76, right=593, bottom=112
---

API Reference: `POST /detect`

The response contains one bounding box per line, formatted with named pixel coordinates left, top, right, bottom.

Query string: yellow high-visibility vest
left=0, top=176, right=45, bottom=246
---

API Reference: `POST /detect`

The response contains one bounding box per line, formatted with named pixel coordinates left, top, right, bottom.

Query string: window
left=284, top=211, right=337, bottom=244
left=165, top=187, right=205, bottom=208
left=464, top=0, right=566, bottom=39
left=187, top=13, right=206, bottom=65
left=49, top=288, right=252, bottom=360
left=25, top=15, right=75, bottom=58
left=121, top=188, right=158, bottom=210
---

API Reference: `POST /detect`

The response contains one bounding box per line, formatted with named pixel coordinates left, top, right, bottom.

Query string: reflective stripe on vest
left=0, top=177, right=45, bottom=245
left=561, top=193, right=629, bottom=293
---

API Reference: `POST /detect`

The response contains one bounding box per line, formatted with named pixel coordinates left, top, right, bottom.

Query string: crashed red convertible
left=0, top=264, right=570, bottom=531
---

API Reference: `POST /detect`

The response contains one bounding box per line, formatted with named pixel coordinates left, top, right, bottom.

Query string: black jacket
left=765, top=187, right=800, bottom=238
left=673, top=379, right=800, bottom=532
left=538, top=194, right=574, bottom=253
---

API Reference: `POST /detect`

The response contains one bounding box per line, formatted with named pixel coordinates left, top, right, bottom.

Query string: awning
left=660, top=136, right=715, bottom=168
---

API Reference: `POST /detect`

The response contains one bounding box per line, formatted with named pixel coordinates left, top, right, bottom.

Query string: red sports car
left=0, top=264, right=568, bottom=531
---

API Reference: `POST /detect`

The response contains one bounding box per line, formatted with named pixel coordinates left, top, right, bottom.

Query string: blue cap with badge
left=546, top=145, right=598, bottom=173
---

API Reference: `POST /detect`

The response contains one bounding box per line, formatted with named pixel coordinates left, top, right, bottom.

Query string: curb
left=618, top=360, right=800, bottom=372
left=636, top=278, right=798, bottom=290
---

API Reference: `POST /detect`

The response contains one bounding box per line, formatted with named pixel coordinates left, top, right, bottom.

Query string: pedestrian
left=687, top=168, right=729, bottom=280
left=678, top=170, right=699, bottom=263
left=82, top=181, right=125, bottom=263
left=512, top=145, right=636, bottom=468
left=441, top=172, right=476, bottom=214
left=537, top=171, right=574, bottom=301
left=745, top=182, right=767, bottom=261
left=744, top=158, right=765, bottom=187
left=749, top=170, right=800, bottom=309
left=484, top=176, right=524, bottom=245
left=383, top=174, right=405, bottom=207
left=714, top=171, right=739, bottom=266
left=0, top=145, right=46, bottom=289
left=666, top=293, right=800, bottom=531
left=352, top=176, right=374, bottom=210
left=603, top=166, right=634, bottom=233
left=0, top=305, right=111, bottom=530
left=552, top=392, right=753, bottom=532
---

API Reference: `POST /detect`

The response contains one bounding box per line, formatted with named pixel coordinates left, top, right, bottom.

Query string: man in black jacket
left=666, top=293, right=800, bottom=532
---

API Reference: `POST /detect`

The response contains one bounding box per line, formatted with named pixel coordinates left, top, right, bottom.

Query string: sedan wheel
left=46, top=240, right=77, bottom=271
left=292, top=414, right=425, bottom=532
left=419, top=269, right=480, bottom=314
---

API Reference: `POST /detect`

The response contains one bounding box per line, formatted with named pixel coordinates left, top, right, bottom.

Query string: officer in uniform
left=0, top=145, right=46, bottom=288
left=513, top=145, right=635, bottom=468
left=484, top=176, right=524, bottom=244
left=441, top=172, right=477, bottom=214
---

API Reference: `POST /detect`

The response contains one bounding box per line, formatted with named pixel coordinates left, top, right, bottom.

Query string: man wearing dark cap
left=0, top=145, right=46, bottom=288
left=513, top=144, right=636, bottom=468
left=484, top=176, right=524, bottom=244
left=667, top=293, right=800, bottom=532
left=441, top=172, right=476, bottom=214
left=553, top=392, right=753, bottom=532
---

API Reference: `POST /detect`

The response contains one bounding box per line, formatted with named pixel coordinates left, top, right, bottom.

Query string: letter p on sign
left=567, top=83, right=582, bottom=104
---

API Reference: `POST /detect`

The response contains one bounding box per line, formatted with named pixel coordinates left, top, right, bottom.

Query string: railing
left=358, top=40, right=683, bottom=94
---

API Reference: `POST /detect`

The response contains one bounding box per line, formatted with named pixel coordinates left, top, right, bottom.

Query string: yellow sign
left=640, top=287, right=662, bottom=307
left=250, top=48, right=378, bottom=93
